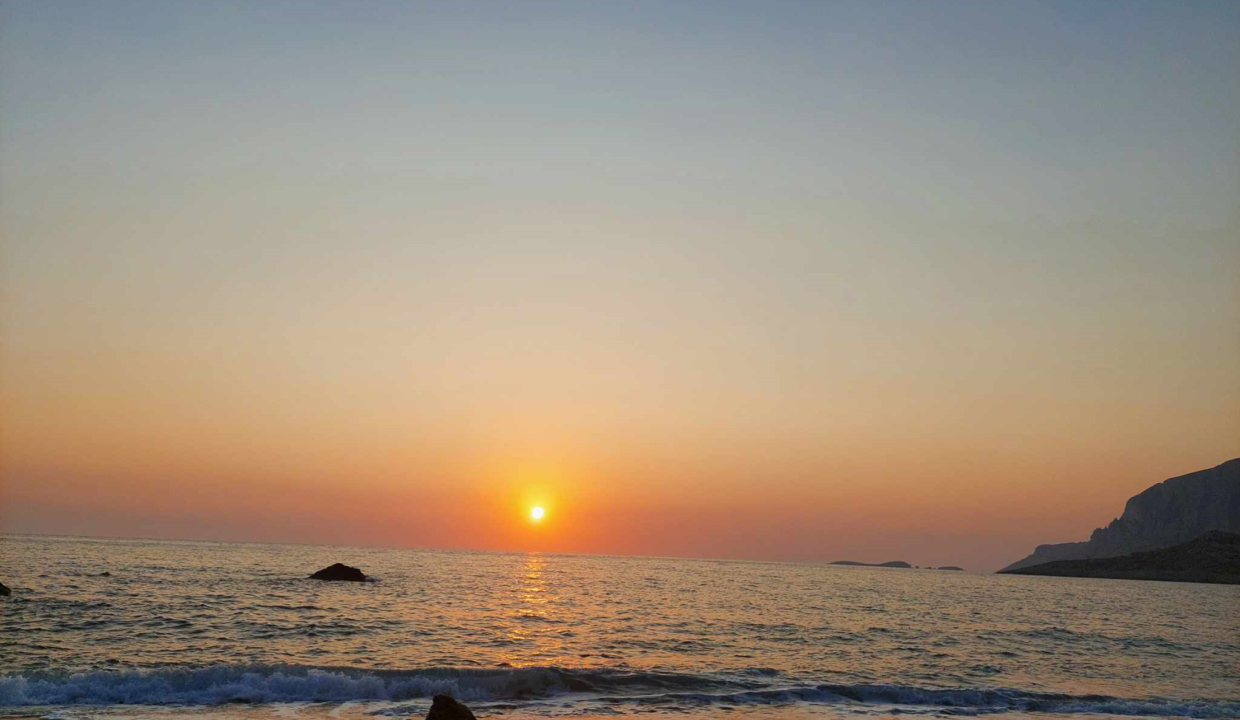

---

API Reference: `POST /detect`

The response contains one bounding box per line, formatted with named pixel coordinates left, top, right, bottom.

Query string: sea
left=1, top=535, right=1237, bottom=720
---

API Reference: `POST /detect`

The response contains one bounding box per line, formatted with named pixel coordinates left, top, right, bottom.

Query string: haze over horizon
left=2, top=1, right=1237, bottom=571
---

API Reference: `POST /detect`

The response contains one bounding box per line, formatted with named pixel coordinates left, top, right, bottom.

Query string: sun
left=530, top=506, right=546, bottom=522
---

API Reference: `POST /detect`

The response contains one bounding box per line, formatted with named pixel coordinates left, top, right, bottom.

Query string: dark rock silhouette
left=830, top=560, right=912, bottom=568
left=1002, top=458, right=1240, bottom=571
left=309, top=563, right=367, bottom=582
left=0, top=581, right=9, bottom=596
left=97, top=571, right=112, bottom=577
left=937, top=566, right=964, bottom=571
left=1000, top=531, right=1240, bottom=584
left=426, top=694, right=477, bottom=720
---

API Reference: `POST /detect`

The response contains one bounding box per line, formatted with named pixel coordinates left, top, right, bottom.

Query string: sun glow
left=530, top=506, right=546, bottom=522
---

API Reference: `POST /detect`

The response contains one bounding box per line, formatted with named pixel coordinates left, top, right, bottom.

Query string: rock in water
left=0, top=581, right=9, bottom=596
left=426, top=694, right=477, bottom=720
left=309, top=563, right=367, bottom=582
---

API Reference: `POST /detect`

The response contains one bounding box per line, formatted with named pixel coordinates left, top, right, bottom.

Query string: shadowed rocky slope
left=1002, top=458, right=1239, bottom=571
left=1000, top=531, right=1240, bottom=584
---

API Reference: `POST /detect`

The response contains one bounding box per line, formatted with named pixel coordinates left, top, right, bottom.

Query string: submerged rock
left=0, top=581, right=9, bottom=596
left=309, top=563, right=367, bottom=582
left=426, top=695, right=476, bottom=720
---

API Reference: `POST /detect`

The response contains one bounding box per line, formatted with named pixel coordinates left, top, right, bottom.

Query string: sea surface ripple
left=1, top=535, right=1237, bottom=719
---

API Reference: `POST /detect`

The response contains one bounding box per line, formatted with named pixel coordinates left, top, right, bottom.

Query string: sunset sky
left=1, top=1, right=1237, bottom=571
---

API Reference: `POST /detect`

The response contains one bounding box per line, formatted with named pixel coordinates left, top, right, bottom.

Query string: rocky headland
left=1002, top=458, right=1239, bottom=572
left=1000, top=531, right=1240, bottom=584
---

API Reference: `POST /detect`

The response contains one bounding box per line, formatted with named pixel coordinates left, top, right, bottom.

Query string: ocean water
left=1, top=535, right=1237, bottom=720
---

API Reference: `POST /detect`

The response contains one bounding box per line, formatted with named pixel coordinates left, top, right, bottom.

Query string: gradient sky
left=2, top=1, right=1237, bottom=571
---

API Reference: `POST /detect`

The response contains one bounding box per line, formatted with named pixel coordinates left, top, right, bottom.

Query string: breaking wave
left=1, top=665, right=1237, bottom=718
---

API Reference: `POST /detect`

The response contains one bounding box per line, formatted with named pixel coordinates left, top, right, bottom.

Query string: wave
left=1, top=665, right=1237, bottom=718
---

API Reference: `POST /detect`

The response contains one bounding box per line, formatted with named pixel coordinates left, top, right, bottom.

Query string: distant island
left=829, top=561, right=965, bottom=570
left=1001, top=458, right=1239, bottom=572
left=1000, top=531, right=1240, bottom=585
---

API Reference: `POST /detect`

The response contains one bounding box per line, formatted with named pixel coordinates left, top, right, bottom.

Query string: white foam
left=2, top=666, right=1237, bottom=719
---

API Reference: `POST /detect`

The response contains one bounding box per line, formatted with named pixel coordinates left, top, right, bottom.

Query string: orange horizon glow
left=5, top=446, right=1237, bottom=571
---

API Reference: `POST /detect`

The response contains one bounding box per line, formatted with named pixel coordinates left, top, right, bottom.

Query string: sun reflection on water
left=4, top=536, right=1234, bottom=704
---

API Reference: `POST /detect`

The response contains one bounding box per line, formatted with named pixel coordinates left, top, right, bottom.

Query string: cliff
left=1001, top=458, right=1240, bottom=572
left=999, top=531, right=1240, bottom=585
